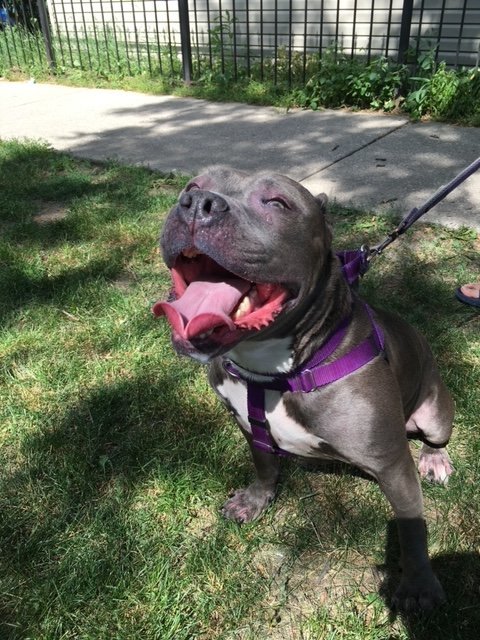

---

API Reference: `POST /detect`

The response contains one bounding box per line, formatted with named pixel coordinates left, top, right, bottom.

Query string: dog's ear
left=315, top=193, right=328, bottom=214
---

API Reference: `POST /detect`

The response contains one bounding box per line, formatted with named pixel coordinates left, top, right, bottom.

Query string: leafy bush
left=291, top=48, right=407, bottom=112
left=347, top=55, right=407, bottom=110
left=404, top=51, right=480, bottom=123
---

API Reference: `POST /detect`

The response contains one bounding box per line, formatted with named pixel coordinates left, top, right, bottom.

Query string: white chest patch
left=216, top=377, right=322, bottom=457
left=227, top=337, right=294, bottom=377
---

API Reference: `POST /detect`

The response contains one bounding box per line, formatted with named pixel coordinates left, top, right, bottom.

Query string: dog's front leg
left=221, top=438, right=281, bottom=524
left=377, top=450, right=445, bottom=611
left=393, top=517, right=445, bottom=612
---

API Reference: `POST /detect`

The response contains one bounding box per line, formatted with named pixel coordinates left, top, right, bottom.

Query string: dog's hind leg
left=376, top=445, right=446, bottom=611
left=418, top=445, right=454, bottom=485
left=407, top=367, right=455, bottom=485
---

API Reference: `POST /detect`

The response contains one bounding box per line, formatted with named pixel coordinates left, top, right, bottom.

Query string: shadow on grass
left=0, top=365, right=238, bottom=637
left=0, top=254, right=132, bottom=325
left=380, top=520, right=480, bottom=640
left=0, top=143, right=179, bottom=328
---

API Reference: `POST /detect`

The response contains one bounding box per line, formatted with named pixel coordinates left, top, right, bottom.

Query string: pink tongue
left=152, top=277, right=250, bottom=339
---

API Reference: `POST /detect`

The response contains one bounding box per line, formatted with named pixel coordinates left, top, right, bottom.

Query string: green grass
left=0, top=139, right=479, bottom=639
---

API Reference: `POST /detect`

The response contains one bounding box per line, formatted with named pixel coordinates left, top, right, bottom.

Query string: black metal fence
left=1, top=1, right=479, bottom=85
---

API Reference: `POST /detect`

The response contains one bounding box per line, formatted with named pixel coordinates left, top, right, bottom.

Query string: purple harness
left=223, top=252, right=386, bottom=457
left=222, top=157, right=480, bottom=457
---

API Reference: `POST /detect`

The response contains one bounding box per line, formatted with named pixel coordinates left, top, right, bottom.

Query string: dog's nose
left=178, top=189, right=228, bottom=223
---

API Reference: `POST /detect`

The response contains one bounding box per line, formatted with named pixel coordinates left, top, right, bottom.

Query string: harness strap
left=225, top=304, right=385, bottom=457
left=285, top=332, right=383, bottom=393
left=337, top=249, right=370, bottom=287
left=246, top=384, right=292, bottom=457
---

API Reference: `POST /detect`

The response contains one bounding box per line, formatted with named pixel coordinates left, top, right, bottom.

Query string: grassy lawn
left=0, top=139, right=479, bottom=640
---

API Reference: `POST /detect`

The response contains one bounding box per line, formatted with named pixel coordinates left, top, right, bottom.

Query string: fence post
left=178, top=0, right=193, bottom=84
left=37, top=0, right=56, bottom=71
left=398, top=0, right=414, bottom=63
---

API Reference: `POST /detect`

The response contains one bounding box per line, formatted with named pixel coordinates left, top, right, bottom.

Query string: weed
left=405, top=53, right=480, bottom=123
left=293, top=47, right=407, bottom=111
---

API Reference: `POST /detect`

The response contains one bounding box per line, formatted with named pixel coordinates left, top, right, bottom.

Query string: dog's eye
left=264, top=197, right=290, bottom=210
left=185, top=182, right=200, bottom=192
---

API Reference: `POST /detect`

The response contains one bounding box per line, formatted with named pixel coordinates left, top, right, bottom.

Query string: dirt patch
left=33, top=202, right=69, bottom=225
left=110, top=271, right=138, bottom=291
left=184, top=506, right=218, bottom=540
left=233, top=546, right=390, bottom=640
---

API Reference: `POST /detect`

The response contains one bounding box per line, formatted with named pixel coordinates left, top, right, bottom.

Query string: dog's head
left=153, top=167, right=332, bottom=361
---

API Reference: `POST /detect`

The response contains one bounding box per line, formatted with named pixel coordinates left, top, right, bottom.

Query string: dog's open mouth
left=152, top=248, right=289, bottom=345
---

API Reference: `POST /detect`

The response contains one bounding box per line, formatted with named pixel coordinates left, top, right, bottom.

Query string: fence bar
left=70, top=0, right=84, bottom=69
left=232, top=0, right=238, bottom=80
left=178, top=0, right=193, bottom=83
left=49, top=2, right=65, bottom=69
left=385, top=0, right=394, bottom=58
left=351, top=0, right=358, bottom=59
left=436, top=0, right=447, bottom=66
left=37, top=0, right=55, bottom=70
left=302, top=0, right=308, bottom=82
left=368, top=0, right=375, bottom=63
left=165, top=0, right=175, bottom=75
left=142, top=0, right=153, bottom=75
left=274, top=0, right=278, bottom=83
left=192, top=0, right=201, bottom=77
left=98, top=0, right=111, bottom=73
left=206, top=0, right=213, bottom=68
left=245, top=0, right=250, bottom=77
left=456, top=0, right=468, bottom=69
left=13, top=4, right=28, bottom=64
left=259, top=0, right=264, bottom=80
left=319, top=0, right=324, bottom=59
left=28, top=0, right=43, bottom=62
left=119, top=0, right=132, bottom=75
left=108, top=0, right=122, bottom=73
left=59, top=0, right=75, bottom=66
left=334, top=0, right=340, bottom=59
left=414, top=0, right=425, bottom=62
left=130, top=0, right=142, bottom=70
left=288, top=0, right=293, bottom=86
left=398, top=0, right=414, bottom=63
left=78, top=0, right=92, bottom=70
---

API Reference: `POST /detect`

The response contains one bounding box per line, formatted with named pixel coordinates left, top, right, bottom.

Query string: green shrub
left=405, top=55, right=480, bottom=123
left=292, top=48, right=407, bottom=112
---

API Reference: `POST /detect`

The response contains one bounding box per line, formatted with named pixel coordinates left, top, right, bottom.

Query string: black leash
left=362, top=155, right=480, bottom=265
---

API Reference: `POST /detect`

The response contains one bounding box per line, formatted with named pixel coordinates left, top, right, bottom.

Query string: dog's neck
left=226, top=336, right=294, bottom=381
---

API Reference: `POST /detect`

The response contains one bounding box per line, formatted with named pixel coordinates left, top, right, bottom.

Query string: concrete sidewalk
left=1, top=80, right=479, bottom=230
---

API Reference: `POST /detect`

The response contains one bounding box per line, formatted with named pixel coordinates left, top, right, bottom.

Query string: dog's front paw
left=392, top=569, right=446, bottom=613
left=221, top=485, right=275, bottom=523
left=418, top=446, right=454, bottom=485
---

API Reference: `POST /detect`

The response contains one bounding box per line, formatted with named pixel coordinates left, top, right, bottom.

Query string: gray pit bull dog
left=153, top=166, right=454, bottom=612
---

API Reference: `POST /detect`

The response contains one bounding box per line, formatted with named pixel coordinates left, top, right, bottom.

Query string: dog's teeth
left=233, top=296, right=251, bottom=320
left=198, top=330, right=214, bottom=339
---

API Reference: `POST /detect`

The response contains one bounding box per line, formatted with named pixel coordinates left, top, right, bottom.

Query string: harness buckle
left=300, top=368, right=316, bottom=392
